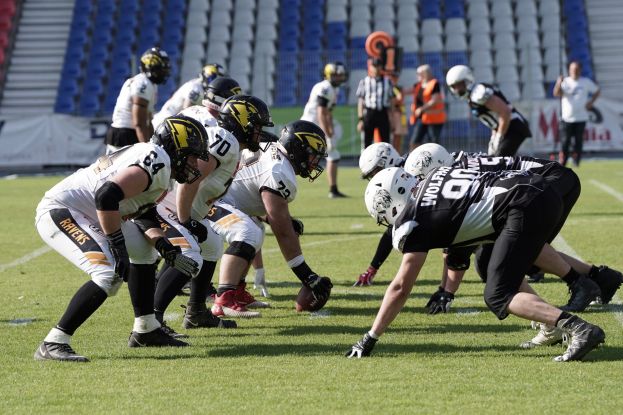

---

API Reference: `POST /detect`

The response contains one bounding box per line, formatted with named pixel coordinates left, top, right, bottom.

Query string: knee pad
left=474, top=245, right=493, bottom=283
left=483, top=284, right=511, bottom=320
left=123, top=222, right=159, bottom=264
left=200, top=222, right=224, bottom=262
left=91, top=271, right=123, bottom=297
left=224, top=241, right=256, bottom=262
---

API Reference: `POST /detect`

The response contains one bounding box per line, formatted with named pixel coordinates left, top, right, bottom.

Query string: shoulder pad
left=392, top=220, right=419, bottom=252
left=206, top=127, right=240, bottom=162
left=470, top=84, right=493, bottom=105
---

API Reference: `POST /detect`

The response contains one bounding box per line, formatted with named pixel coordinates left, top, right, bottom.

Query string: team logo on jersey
left=294, top=131, right=326, bottom=153
left=165, top=117, right=205, bottom=150
left=226, top=100, right=259, bottom=132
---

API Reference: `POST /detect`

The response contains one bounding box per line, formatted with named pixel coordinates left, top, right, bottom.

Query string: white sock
left=133, top=314, right=160, bottom=333
left=254, top=268, right=266, bottom=285
left=368, top=330, right=380, bottom=339
left=44, top=327, right=72, bottom=344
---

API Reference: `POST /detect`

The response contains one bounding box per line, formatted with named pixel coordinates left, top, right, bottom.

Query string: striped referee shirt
left=356, top=76, right=394, bottom=110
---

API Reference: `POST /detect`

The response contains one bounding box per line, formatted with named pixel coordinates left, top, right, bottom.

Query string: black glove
left=106, top=229, right=129, bottom=282
left=425, top=286, right=454, bottom=314
left=155, top=237, right=199, bottom=277
left=181, top=218, right=208, bottom=243
left=291, top=217, right=304, bottom=235
left=306, top=274, right=333, bottom=306
left=345, top=333, right=378, bottom=358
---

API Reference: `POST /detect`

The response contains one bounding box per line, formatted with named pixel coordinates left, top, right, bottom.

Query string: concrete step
left=3, top=89, right=57, bottom=99
left=1, top=96, right=56, bottom=106
left=20, top=15, right=72, bottom=25
left=6, top=72, right=61, bottom=83
left=0, top=107, right=55, bottom=116
left=5, top=79, right=60, bottom=89
left=14, top=39, right=66, bottom=50
left=11, top=55, right=65, bottom=66
left=19, top=25, right=69, bottom=35
left=16, top=32, right=67, bottom=42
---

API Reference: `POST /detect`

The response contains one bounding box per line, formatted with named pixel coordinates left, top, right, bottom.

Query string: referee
left=356, top=58, right=394, bottom=148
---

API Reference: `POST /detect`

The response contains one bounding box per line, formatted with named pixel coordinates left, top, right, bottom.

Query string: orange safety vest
left=410, top=79, right=447, bottom=125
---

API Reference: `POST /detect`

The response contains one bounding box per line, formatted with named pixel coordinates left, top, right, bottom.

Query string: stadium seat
left=469, top=33, right=491, bottom=50
left=498, top=81, right=520, bottom=102
left=495, top=49, right=518, bottom=66
left=421, top=19, right=443, bottom=36
left=421, top=35, right=443, bottom=52
left=472, top=65, right=494, bottom=83
left=490, top=1, right=512, bottom=18
left=492, top=16, right=515, bottom=34
left=470, top=49, right=493, bottom=66
left=397, top=20, right=418, bottom=38
left=445, top=18, right=467, bottom=35
left=399, top=34, right=419, bottom=53
left=467, top=1, right=488, bottom=19
left=373, top=19, right=395, bottom=36
left=493, top=32, right=515, bottom=51
left=468, top=16, right=491, bottom=34
left=446, top=51, right=469, bottom=67
left=445, top=34, right=467, bottom=52
left=495, top=65, right=519, bottom=83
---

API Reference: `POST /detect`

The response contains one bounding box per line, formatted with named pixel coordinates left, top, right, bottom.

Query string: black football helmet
left=202, top=76, right=242, bottom=111
left=201, top=63, right=226, bottom=90
left=279, top=120, right=327, bottom=181
left=151, top=115, right=209, bottom=184
left=140, top=47, right=171, bottom=85
left=323, top=61, right=348, bottom=87
left=218, top=95, right=274, bottom=152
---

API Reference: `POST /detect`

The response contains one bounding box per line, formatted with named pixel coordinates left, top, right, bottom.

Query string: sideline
left=0, top=245, right=51, bottom=273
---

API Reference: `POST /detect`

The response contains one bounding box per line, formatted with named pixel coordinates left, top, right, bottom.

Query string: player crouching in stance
left=34, top=116, right=209, bottom=362
left=346, top=167, right=605, bottom=362
left=206, top=120, right=334, bottom=318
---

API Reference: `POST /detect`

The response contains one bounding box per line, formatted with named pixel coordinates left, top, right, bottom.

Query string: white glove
left=253, top=268, right=270, bottom=298
left=488, top=131, right=502, bottom=155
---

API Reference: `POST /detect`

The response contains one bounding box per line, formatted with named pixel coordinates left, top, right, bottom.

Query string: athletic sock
left=562, top=268, right=581, bottom=286
left=154, top=267, right=191, bottom=323
left=56, top=280, right=108, bottom=335
left=189, top=260, right=216, bottom=304
left=127, top=263, right=157, bottom=317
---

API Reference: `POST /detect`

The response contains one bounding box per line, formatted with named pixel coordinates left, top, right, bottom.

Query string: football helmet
left=279, top=120, right=328, bottom=181
left=364, top=167, right=418, bottom=226
left=446, top=65, right=474, bottom=99
left=140, top=47, right=171, bottom=85
left=151, top=115, right=209, bottom=184
left=359, top=142, right=401, bottom=180
left=201, top=63, right=226, bottom=90
left=404, top=143, right=454, bottom=179
left=202, top=76, right=242, bottom=111
left=218, top=95, right=274, bottom=152
left=323, top=61, right=348, bottom=87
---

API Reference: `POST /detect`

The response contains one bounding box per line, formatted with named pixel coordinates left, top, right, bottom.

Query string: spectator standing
left=356, top=58, right=394, bottom=149
left=553, top=61, right=600, bottom=167
left=408, top=64, right=447, bottom=151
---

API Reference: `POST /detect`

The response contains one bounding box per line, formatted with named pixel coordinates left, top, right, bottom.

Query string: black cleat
left=560, top=275, right=601, bottom=312
left=589, top=265, right=623, bottom=305
left=181, top=303, right=237, bottom=329
left=128, top=327, right=189, bottom=348
left=527, top=272, right=545, bottom=283
left=554, top=315, right=605, bottom=362
left=161, top=321, right=189, bottom=339
left=34, top=341, right=89, bottom=362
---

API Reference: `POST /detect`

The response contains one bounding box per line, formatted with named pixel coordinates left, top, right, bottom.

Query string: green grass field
left=1, top=161, right=623, bottom=414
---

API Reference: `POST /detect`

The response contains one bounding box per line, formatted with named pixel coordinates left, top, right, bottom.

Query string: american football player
left=446, top=65, right=531, bottom=156
left=34, top=115, right=209, bottom=362
left=152, top=63, right=227, bottom=129
left=346, top=167, right=605, bottom=362
left=301, top=61, right=348, bottom=198
left=204, top=120, right=333, bottom=318
left=106, top=47, right=171, bottom=153
left=150, top=95, right=277, bottom=330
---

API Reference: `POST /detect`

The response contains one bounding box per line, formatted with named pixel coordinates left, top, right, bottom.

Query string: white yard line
left=590, top=179, right=623, bottom=203
left=0, top=245, right=51, bottom=273
left=262, top=233, right=378, bottom=254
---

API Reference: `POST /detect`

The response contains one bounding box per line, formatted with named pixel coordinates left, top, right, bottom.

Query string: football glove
left=291, top=217, right=304, bottom=235
left=181, top=219, right=208, bottom=243
left=106, top=229, right=129, bottom=282
left=155, top=238, right=199, bottom=277
left=345, top=333, right=378, bottom=358
left=354, top=266, right=377, bottom=286
left=425, top=287, right=454, bottom=314
left=253, top=268, right=270, bottom=298
left=306, top=274, right=333, bottom=307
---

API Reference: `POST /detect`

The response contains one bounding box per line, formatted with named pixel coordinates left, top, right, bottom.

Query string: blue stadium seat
left=403, top=52, right=419, bottom=68
left=326, top=22, right=347, bottom=49
left=444, top=0, right=465, bottom=18
left=446, top=51, right=468, bottom=68
left=421, top=52, right=444, bottom=80
left=79, top=94, right=101, bottom=117
left=55, top=95, right=76, bottom=114
left=326, top=50, right=346, bottom=64
left=420, top=1, right=441, bottom=19
left=61, top=60, right=82, bottom=78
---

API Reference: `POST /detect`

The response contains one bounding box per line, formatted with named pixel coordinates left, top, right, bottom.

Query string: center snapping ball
left=295, top=285, right=325, bottom=312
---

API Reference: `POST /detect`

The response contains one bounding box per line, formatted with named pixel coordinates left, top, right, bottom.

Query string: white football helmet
left=359, top=142, right=402, bottom=180
left=446, top=65, right=474, bottom=99
left=364, top=167, right=418, bottom=226
left=404, top=143, right=454, bottom=179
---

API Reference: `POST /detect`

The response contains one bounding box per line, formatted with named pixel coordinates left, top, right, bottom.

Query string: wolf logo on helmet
left=152, top=115, right=208, bottom=184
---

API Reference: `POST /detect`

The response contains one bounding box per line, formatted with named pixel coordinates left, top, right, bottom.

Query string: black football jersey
left=393, top=167, right=545, bottom=253
left=452, top=152, right=551, bottom=172
left=468, top=83, right=528, bottom=130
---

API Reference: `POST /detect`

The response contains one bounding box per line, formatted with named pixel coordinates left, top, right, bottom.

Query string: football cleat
left=181, top=303, right=237, bottom=329
left=527, top=272, right=545, bottom=283
left=160, top=320, right=189, bottom=339
left=519, top=323, right=564, bottom=349
left=235, top=282, right=270, bottom=308
left=589, top=265, right=623, bottom=305
left=128, top=327, right=189, bottom=348
left=559, top=275, right=601, bottom=312
left=554, top=315, right=605, bottom=362
left=34, top=342, right=89, bottom=363
left=211, top=289, right=260, bottom=318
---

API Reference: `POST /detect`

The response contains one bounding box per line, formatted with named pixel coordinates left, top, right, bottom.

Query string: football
left=295, top=285, right=326, bottom=312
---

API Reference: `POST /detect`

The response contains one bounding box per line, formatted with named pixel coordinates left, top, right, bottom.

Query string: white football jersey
left=179, top=105, right=219, bottom=129
left=160, top=124, right=240, bottom=220
left=111, top=73, right=157, bottom=129
left=152, top=78, right=204, bottom=128
left=220, top=143, right=298, bottom=217
left=301, top=80, right=339, bottom=125
left=36, top=143, right=173, bottom=222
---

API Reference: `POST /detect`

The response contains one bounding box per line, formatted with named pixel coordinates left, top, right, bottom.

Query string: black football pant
left=560, top=121, right=586, bottom=166
left=362, top=109, right=390, bottom=148
left=492, top=118, right=532, bottom=156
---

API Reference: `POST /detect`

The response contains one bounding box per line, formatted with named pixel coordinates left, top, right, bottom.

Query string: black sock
left=217, top=284, right=237, bottom=295
left=127, top=263, right=157, bottom=318
left=371, top=226, right=393, bottom=269
left=154, top=267, right=191, bottom=323
left=189, top=260, right=216, bottom=304
left=57, top=280, right=108, bottom=335
left=562, top=268, right=581, bottom=286
left=588, top=265, right=599, bottom=280
left=330, top=185, right=337, bottom=193
left=555, top=311, right=573, bottom=326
